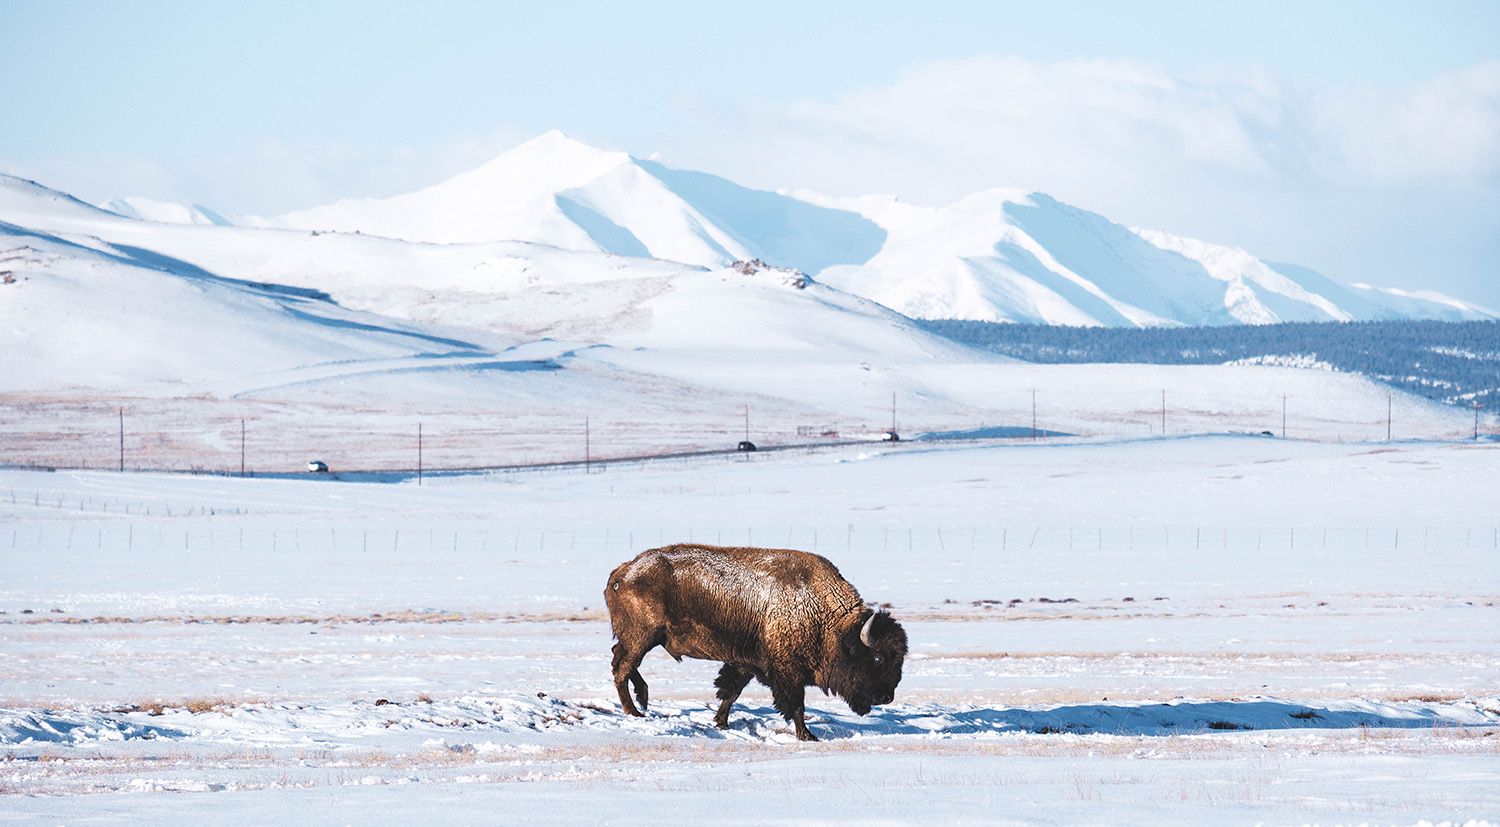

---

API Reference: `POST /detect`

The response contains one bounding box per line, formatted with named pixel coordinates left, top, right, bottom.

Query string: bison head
left=828, top=609, right=908, bottom=715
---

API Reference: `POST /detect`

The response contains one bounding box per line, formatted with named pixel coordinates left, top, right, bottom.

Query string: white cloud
left=673, top=56, right=1499, bottom=302
left=1316, top=62, right=1500, bottom=186
left=707, top=55, right=1500, bottom=205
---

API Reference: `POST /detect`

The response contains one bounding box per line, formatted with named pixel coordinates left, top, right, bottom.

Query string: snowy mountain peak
left=99, top=197, right=235, bottom=227
left=447, top=129, right=633, bottom=192
left=513, top=128, right=627, bottom=160
left=252, top=131, right=887, bottom=273
left=951, top=188, right=1040, bottom=212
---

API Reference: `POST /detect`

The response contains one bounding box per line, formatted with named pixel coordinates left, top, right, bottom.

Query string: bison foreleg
left=628, top=668, right=648, bottom=710
left=611, top=641, right=651, bottom=716
left=770, top=678, right=817, bottom=742
left=712, top=664, right=754, bottom=729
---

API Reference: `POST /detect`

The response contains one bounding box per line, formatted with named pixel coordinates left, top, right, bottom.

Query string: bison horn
left=860, top=611, right=877, bottom=648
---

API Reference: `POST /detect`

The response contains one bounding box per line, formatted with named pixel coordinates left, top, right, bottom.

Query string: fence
left=4, top=521, right=1497, bottom=557
left=0, top=386, right=1493, bottom=479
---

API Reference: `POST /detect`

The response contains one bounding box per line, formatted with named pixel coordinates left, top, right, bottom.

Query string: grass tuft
left=1207, top=721, right=1250, bottom=731
left=122, top=696, right=240, bottom=716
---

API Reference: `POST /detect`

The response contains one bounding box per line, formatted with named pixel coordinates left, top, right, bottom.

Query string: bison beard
left=604, top=544, right=907, bottom=741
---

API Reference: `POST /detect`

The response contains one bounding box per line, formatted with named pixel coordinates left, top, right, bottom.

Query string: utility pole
left=1281, top=394, right=1288, bottom=439
left=1475, top=402, right=1482, bottom=441
left=743, top=405, right=750, bottom=442
left=585, top=416, right=591, bottom=473
left=240, top=418, right=246, bottom=477
left=1030, top=389, right=1038, bottom=442
left=117, top=408, right=124, bottom=472
left=417, top=422, right=423, bottom=486
left=1160, top=389, right=1166, bottom=435
left=891, top=392, right=897, bottom=434
left=1387, top=393, right=1393, bottom=441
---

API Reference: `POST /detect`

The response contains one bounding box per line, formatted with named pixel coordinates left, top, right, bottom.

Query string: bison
left=604, top=543, right=907, bottom=741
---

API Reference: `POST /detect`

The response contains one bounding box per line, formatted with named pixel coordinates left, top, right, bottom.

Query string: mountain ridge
left=51, top=131, right=1500, bottom=327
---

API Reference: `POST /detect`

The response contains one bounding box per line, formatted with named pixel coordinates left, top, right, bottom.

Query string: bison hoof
left=714, top=718, right=730, bottom=730
left=796, top=729, right=819, bottom=742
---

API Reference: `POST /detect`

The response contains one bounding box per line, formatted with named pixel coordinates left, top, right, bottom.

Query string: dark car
left=737, top=441, right=757, bottom=452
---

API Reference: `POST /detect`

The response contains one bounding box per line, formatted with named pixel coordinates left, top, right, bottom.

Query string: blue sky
left=2, top=1, right=1497, bottom=302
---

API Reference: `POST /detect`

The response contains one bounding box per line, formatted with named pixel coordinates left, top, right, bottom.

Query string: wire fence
left=4, top=521, right=1497, bottom=557
left=1, top=388, right=1493, bottom=479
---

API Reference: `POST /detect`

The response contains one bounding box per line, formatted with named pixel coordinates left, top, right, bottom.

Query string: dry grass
left=916, top=649, right=1451, bottom=665
left=897, top=609, right=1175, bottom=623
left=1399, top=692, right=1466, bottom=703
left=120, top=696, right=250, bottom=716
left=11, top=608, right=608, bottom=626
left=1206, top=721, right=1251, bottom=731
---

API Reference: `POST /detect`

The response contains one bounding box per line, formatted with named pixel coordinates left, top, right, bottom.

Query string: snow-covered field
left=3, top=436, right=1496, bottom=823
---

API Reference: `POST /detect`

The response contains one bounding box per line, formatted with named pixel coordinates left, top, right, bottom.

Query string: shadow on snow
left=699, top=697, right=1497, bottom=740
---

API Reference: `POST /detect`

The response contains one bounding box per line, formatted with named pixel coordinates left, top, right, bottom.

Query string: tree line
left=920, top=319, right=1500, bottom=410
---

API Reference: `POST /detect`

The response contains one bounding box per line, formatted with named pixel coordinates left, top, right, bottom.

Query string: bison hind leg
left=713, top=664, right=754, bottom=729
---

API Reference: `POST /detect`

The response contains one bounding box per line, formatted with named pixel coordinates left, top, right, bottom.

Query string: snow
left=1133, top=228, right=1358, bottom=323
left=0, top=221, right=490, bottom=392
left=1, top=437, right=1496, bottom=822
left=818, top=189, right=1495, bottom=327
left=253, top=131, right=886, bottom=276
left=98, top=196, right=236, bottom=227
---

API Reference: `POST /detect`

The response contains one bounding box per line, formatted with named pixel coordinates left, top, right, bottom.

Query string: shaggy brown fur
left=603, top=544, right=907, bottom=741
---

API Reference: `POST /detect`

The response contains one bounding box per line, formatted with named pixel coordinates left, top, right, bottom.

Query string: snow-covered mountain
left=20, top=128, right=1497, bottom=339
left=253, top=130, right=887, bottom=276
left=0, top=172, right=977, bottom=400
left=813, top=191, right=1492, bottom=326
left=201, top=131, right=1487, bottom=328
left=99, top=196, right=236, bottom=227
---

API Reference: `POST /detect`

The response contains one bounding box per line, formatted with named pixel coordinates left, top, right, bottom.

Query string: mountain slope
left=99, top=197, right=236, bottom=227
left=257, top=131, right=886, bottom=274
left=0, top=173, right=983, bottom=403
left=812, top=189, right=1493, bottom=327
left=1132, top=230, right=1488, bottom=324
left=0, top=220, right=494, bottom=393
